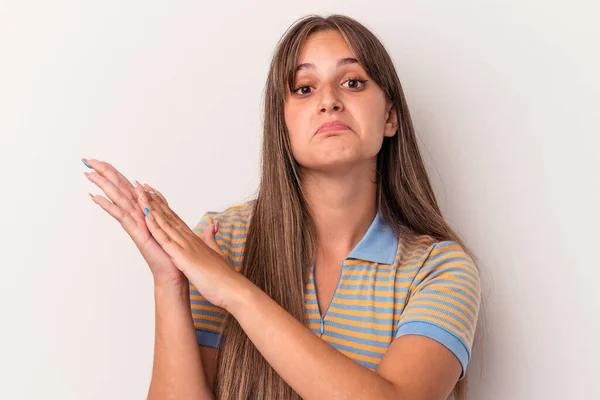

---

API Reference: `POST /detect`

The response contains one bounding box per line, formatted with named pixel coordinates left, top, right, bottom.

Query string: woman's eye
left=293, top=85, right=313, bottom=95
left=343, top=78, right=367, bottom=89
left=292, top=78, right=368, bottom=96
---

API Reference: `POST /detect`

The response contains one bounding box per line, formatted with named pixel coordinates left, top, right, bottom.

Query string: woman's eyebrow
left=295, top=57, right=359, bottom=72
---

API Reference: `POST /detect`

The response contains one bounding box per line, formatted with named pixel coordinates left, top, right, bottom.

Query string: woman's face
left=284, top=29, right=397, bottom=174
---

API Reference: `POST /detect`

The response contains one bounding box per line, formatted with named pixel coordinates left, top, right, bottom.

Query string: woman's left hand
left=135, top=183, right=246, bottom=310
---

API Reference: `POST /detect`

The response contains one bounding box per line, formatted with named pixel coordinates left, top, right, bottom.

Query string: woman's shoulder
left=397, top=229, right=478, bottom=275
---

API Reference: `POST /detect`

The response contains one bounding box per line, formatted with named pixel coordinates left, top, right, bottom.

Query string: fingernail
left=88, top=193, right=96, bottom=203
left=82, top=158, right=91, bottom=168
left=213, top=221, right=219, bottom=234
left=144, top=207, right=152, bottom=220
left=142, top=183, right=155, bottom=194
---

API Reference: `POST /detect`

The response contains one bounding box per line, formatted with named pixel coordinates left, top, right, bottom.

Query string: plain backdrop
left=1, top=1, right=598, bottom=399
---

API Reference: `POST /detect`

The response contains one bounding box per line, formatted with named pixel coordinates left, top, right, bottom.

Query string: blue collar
left=346, top=211, right=398, bottom=265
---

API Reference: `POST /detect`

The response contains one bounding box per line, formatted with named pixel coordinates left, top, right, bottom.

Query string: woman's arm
left=134, top=191, right=475, bottom=399
left=147, top=281, right=214, bottom=400
left=228, top=282, right=461, bottom=400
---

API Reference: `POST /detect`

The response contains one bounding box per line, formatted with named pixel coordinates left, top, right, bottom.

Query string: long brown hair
left=214, top=14, right=481, bottom=399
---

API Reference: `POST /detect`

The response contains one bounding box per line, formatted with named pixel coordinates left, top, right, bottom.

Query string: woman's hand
left=83, top=158, right=185, bottom=287
left=136, top=184, right=246, bottom=310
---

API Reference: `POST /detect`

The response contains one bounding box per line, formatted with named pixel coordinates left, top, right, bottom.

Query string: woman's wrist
left=153, top=276, right=189, bottom=298
left=224, top=274, right=257, bottom=316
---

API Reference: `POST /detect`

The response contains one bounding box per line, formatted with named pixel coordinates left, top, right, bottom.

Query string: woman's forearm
left=228, top=282, right=400, bottom=400
left=147, top=281, right=214, bottom=400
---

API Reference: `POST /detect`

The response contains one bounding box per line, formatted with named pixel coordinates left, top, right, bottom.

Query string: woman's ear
left=384, top=102, right=399, bottom=137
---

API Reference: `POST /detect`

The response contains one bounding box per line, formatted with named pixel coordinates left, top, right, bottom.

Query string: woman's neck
left=302, top=163, right=378, bottom=260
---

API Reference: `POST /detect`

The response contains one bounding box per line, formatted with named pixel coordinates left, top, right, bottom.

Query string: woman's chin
left=303, top=157, right=364, bottom=175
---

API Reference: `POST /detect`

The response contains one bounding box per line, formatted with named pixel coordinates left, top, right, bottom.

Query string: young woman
left=84, top=14, right=481, bottom=400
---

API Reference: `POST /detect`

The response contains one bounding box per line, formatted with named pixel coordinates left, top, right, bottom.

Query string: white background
left=1, top=1, right=598, bottom=399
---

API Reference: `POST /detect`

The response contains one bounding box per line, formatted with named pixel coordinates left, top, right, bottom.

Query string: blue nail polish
left=144, top=207, right=149, bottom=216
left=82, top=159, right=91, bottom=168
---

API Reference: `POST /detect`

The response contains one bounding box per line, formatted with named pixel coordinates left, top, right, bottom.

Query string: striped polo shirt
left=190, top=200, right=481, bottom=378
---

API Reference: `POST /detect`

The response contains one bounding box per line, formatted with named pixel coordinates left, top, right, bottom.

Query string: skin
left=83, top=29, right=462, bottom=400
left=283, top=29, right=398, bottom=280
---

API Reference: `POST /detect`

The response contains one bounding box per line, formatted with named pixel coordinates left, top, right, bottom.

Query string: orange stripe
left=190, top=303, right=226, bottom=314
left=324, top=334, right=389, bottom=356
left=307, top=277, right=418, bottom=290
left=194, top=225, right=248, bottom=237
left=325, top=324, right=391, bottom=343
left=214, top=239, right=247, bottom=253
left=191, top=313, right=225, bottom=324
left=334, top=288, right=409, bottom=300
left=334, top=347, right=380, bottom=365
left=326, top=305, right=395, bottom=319
left=193, top=322, right=222, bottom=332
left=416, top=274, right=480, bottom=297
left=413, top=292, right=477, bottom=319
left=306, top=296, right=396, bottom=308
left=409, top=298, right=476, bottom=325
left=402, top=307, right=472, bottom=335
left=326, top=315, right=390, bottom=331
left=419, top=282, right=479, bottom=304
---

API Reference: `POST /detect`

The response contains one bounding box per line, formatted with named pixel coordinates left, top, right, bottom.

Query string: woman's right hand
left=82, top=158, right=186, bottom=287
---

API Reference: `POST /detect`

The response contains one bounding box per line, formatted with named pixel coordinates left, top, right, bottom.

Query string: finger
left=201, top=221, right=227, bottom=260
left=83, top=158, right=140, bottom=215
left=142, top=203, right=182, bottom=256
left=143, top=183, right=168, bottom=205
left=85, top=172, right=144, bottom=231
left=132, top=182, right=157, bottom=214
left=140, top=184, right=190, bottom=238
left=88, top=192, right=139, bottom=231
left=83, top=158, right=143, bottom=214
left=138, top=188, right=188, bottom=248
left=84, top=170, right=139, bottom=214
left=83, top=158, right=136, bottom=198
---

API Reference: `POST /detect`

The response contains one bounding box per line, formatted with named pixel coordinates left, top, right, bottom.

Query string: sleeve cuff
left=396, top=321, right=470, bottom=380
left=195, top=329, right=221, bottom=348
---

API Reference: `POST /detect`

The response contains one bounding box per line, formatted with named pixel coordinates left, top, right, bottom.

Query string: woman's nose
left=318, top=84, right=344, bottom=113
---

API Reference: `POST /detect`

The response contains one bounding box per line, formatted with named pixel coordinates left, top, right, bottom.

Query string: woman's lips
left=316, top=121, right=351, bottom=134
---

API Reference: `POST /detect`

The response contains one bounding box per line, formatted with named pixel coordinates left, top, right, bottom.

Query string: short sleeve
left=189, top=211, right=228, bottom=348
left=395, top=240, right=481, bottom=379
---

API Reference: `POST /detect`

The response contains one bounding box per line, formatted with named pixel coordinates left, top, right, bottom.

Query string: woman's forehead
left=296, top=30, right=353, bottom=64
